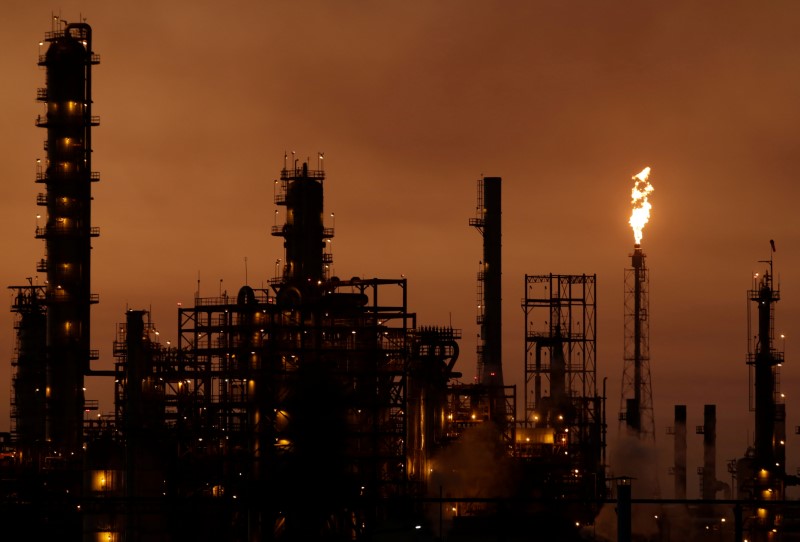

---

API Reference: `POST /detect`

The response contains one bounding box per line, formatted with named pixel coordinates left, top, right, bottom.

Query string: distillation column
left=35, top=22, right=100, bottom=453
left=8, top=283, right=47, bottom=458
left=750, top=269, right=780, bottom=473
left=469, top=177, right=506, bottom=426
left=271, top=158, right=333, bottom=293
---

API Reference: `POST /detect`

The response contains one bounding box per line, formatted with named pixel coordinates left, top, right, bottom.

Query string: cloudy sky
left=2, top=1, right=800, bottom=497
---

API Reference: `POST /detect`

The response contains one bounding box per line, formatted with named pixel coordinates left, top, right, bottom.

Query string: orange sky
left=2, top=1, right=800, bottom=498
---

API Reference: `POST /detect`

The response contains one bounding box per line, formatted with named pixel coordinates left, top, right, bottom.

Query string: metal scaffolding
left=521, top=274, right=604, bottom=505
left=619, top=245, right=655, bottom=440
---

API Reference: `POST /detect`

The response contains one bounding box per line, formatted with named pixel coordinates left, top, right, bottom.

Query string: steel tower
left=35, top=20, right=100, bottom=453
left=619, top=244, right=655, bottom=439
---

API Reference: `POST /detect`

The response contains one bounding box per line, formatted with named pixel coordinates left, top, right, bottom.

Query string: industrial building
left=2, top=18, right=798, bottom=542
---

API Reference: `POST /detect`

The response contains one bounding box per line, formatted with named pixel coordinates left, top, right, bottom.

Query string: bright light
left=628, top=166, right=654, bottom=244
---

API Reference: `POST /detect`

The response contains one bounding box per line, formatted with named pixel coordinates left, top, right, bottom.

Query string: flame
left=628, top=166, right=654, bottom=244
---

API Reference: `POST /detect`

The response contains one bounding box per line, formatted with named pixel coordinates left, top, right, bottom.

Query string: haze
left=1, top=1, right=799, bottom=498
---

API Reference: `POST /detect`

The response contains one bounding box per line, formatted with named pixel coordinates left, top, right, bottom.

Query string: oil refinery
left=1, top=18, right=799, bottom=542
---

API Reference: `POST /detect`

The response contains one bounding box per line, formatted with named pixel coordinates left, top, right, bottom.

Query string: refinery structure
left=0, top=18, right=798, bottom=542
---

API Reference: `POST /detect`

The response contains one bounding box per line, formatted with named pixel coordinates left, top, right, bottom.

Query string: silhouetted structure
left=740, top=248, right=791, bottom=541
left=34, top=20, right=101, bottom=455
left=8, top=282, right=47, bottom=461
left=620, top=244, right=655, bottom=440
left=469, top=177, right=507, bottom=428
left=521, top=274, right=606, bottom=510
left=670, top=404, right=687, bottom=500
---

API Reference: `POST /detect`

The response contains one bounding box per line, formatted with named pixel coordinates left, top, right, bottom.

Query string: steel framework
left=521, top=274, right=604, bottom=504
left=619, top=246, right=655, bottom=440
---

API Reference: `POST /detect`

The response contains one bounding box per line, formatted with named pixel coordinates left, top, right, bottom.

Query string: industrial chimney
left=469, top=176, right=506, bottom=426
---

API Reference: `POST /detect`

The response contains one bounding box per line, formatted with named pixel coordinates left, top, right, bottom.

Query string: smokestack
left=674, top=404, right=686, bottom=500
left=470, top=177, right=506, bottom=426
left=702, top=404, right=716, bottom=501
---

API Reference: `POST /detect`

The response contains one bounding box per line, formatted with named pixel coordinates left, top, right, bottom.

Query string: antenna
left=244, top=256, right=248, bottom=285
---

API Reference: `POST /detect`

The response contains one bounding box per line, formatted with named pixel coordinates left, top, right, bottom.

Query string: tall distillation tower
left=743, top=242, right=786, bottom=539
left=34, top=19, right=100, bottom=454
left=469, top=177, right=507, bottom=427
left=619, top=167, right=655, bottom=440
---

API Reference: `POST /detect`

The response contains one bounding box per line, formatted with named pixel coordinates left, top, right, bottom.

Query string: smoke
left=429, top=423, right=516, bottom=501
left=425, top=423, right=517, bottom=537
left=593, top=434, right=663, bottom=541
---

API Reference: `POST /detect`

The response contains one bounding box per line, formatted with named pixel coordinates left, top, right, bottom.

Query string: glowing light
left=628, top=167, right=654, bottom=244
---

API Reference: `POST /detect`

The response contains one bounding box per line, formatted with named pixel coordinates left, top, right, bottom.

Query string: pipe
left=674, top=404, right=686, bottom=500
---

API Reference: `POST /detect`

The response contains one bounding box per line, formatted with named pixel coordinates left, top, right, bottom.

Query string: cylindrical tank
left=39, top=23, right=98, bottom=454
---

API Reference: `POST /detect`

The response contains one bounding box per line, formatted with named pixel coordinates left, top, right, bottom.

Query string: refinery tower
left=11, top=19, right=101, bottom=460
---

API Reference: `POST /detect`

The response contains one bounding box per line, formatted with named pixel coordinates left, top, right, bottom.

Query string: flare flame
left=629, top=167, right=654, bottom=244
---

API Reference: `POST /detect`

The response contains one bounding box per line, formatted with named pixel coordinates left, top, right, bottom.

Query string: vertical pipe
left=481, top=177, right=505, bottom=425
left=754, top=277, right=775, bottom=470
left=124, top=310, right=146, bottom=542
left=674, top=404, right=686, bottom=500
left=775, top=403, right=786, bottom=473
left=629, top=245, right=643, bottom=433
left=617, top=479, right=632, bottom=542
left=703, top=404, right=716, bottom=501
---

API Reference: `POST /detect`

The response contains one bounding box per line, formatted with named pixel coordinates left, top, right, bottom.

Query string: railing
left=35, top=225, right=101, bottom=237
left=36, top=259, right=47, bottom=272
left=35, top=114, right=101, bottom=126
left=280, top=166, right=325, bottom=180
left=35, top=172, right=98, bottom=183
left=36, top=193, right=47, bottom=205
